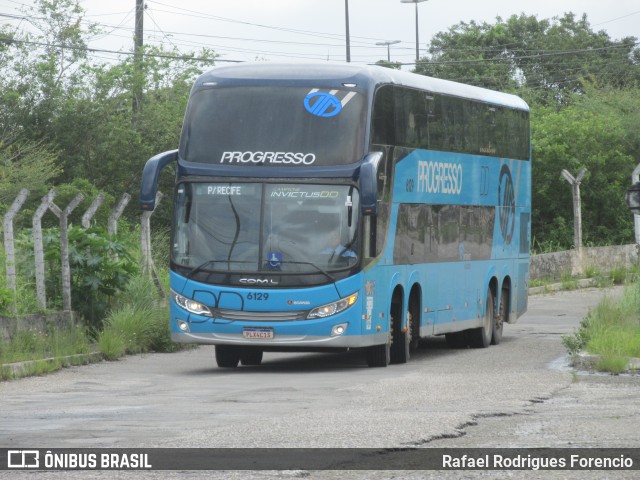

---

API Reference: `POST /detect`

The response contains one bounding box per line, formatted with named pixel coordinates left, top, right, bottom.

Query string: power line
left=0, top=36, right=240, bottom=63
left=398, top=42, right=640, bottom=66
left=146, top=0, right=394, bottom=45
left=2, top=4, right=639, bottom=66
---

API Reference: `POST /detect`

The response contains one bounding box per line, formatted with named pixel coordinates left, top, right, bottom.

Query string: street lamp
left=401, top=0, right=429, bottom=64
left=376, top=40, right=401, bottom=62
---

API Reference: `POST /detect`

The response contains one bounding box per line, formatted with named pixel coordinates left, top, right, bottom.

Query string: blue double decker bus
left=141, top=63, right=530, bottom=368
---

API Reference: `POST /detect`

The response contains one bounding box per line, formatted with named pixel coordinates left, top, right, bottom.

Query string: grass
left=2, top=274, right=178, bottom=379
left=0, top=325, right=89, bottom=364
left=563, top=281, right=640, bottom=373
left=96, top=275, right=177, bottom=360
left=531, top=264, right=640, bottom=292
left=560, top=271, right=578, bottom=290
left=0, top=325, right=92, bottom=380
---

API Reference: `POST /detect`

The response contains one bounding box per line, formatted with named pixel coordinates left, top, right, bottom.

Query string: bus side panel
left=378, top=147, right=530, bottom=335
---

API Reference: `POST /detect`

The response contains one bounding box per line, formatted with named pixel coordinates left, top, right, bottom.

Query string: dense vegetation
left=1, top=0, right=639, bottom=325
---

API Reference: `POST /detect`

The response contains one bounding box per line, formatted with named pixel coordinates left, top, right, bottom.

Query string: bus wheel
left=240, top=348, right=263, bottom=366
left=408, top=296, right=420, bottom=351
left=492, top=288, right=507, bottom=345
left=215, top=345, right=241, bottom=368
left=366, top=341, right=390, bottom=367
left=469, top=291, right=494, bottom=348
left=390, top=301, right=410, bottom=364
left=366, top=317, right=391, bottom=368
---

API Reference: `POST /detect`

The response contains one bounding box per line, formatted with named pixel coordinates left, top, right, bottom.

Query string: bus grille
left=212, top=308, right=309, bottom=322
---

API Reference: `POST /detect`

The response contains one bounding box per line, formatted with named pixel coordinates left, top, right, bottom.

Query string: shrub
left=564, top=282, right=640, bottom=373
left=15, top=226, right=139, bottom=327
left=98, top=328, right=126, bottom=361
left=97, top=275, right=174, bottom=359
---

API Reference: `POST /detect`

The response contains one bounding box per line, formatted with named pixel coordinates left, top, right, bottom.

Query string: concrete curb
left=571, top=352, right=640, bottom=373
left=529, top=278, right=596, bottom=296
left=1, top=352, right=103, bottom=380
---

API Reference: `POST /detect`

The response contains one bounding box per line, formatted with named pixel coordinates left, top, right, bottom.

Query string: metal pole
left=401, top=1, right=428, bottom=64
left=345, top=0, right=351, bottom=62
left=414, top=2, right=420, bottom=63
left=133, top=0, right=144, bottom=117
left=376, top=40, right=401, bottom=62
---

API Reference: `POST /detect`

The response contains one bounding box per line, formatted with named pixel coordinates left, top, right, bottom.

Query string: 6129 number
left=246, top=292, right=269, bottom=301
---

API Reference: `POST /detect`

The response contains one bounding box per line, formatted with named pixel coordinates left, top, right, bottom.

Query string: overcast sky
left=2, top=0, right=639, bottom=65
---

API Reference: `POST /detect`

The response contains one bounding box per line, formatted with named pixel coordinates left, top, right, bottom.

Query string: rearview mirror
left=140, top=150, right=178, bottom=211
left=626, top=182, right=640, bottom=215
left=359, top=151, right=383, bottom=216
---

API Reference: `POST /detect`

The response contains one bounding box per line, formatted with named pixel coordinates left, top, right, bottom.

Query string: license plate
left=243, top=327, right=274, bottom=340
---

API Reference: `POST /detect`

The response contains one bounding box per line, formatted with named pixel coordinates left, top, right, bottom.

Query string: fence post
left=141, top=192, right=166, bottom=297
left=49, top=194, right=84, bottom=312
left=3, top=189, right=29, bottom=312
left=561, top=168, right=588, bottom=275
left=108, top=193, right=131, bottom=237
left=33, top=190, right=56, bottom=310
left=81, top=194, right=105, bottom=229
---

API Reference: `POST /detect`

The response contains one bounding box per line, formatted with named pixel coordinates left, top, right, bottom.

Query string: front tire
left=366, top=341, right=390, bottom=367
left=215, top=345, right=241, bottom=368
left=240, top=348, right=263, bottom=366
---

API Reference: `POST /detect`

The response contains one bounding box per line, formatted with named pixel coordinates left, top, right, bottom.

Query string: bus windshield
left=179, top=86, right=366, bottom=166
left=173, top=183, right=360, bottom=275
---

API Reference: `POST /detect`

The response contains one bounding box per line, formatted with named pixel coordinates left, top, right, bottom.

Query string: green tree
left=0, top=136, right=61, bottom=207
left=532, top=99, right=636, bottom=249
left=375, top=59, right=402, bottom=70
left=417, top=13, right=639, bottom=104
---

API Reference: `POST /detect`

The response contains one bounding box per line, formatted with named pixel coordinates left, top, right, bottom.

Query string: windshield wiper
left=329, top=238, right=357, bottom=266
left=280, top=261, right=336, bottom=283
left=185, top=260, right=217, bottom=279
left=186, top=259, right=264, bottom=277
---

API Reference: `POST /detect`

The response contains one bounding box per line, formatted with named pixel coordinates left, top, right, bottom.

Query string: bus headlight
left=171, top=289, right=213, bottom=317
left=307, top=292, right=358, bottom=319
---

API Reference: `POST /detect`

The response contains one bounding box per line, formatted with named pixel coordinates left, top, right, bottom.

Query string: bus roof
left=195, top=62, right=529, bottom=112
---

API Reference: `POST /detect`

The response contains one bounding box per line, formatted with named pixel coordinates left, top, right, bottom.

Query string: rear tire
left=215, top=345, right=241, bottom=368
left=492, top=287, right=507, bottom=345
left=408, top=297, right=420, bottom=351
left=469, top=290, right=494, bottom=349
left=390, top=301, right=410, bottom=364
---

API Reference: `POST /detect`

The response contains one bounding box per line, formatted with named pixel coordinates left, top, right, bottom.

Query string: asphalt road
left=1, top=286, right=638, bottom=479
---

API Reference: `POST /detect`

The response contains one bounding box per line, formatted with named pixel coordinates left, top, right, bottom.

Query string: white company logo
left=417, top=160, right=463, bottom=195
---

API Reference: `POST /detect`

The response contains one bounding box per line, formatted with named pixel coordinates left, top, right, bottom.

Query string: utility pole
left=344, top=0, right=351, bottom=62
left=133, top=0, right=145, bottom=118
left=376, top=40, right=401, bottom=62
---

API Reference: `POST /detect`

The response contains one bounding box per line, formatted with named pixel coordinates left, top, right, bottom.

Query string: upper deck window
left=180, top=86, right=367, bottom=166
left=372, top=85, right=530, bottom=160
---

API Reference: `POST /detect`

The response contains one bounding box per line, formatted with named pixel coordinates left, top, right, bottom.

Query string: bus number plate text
left=243, top=327, right=274, bottom=340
